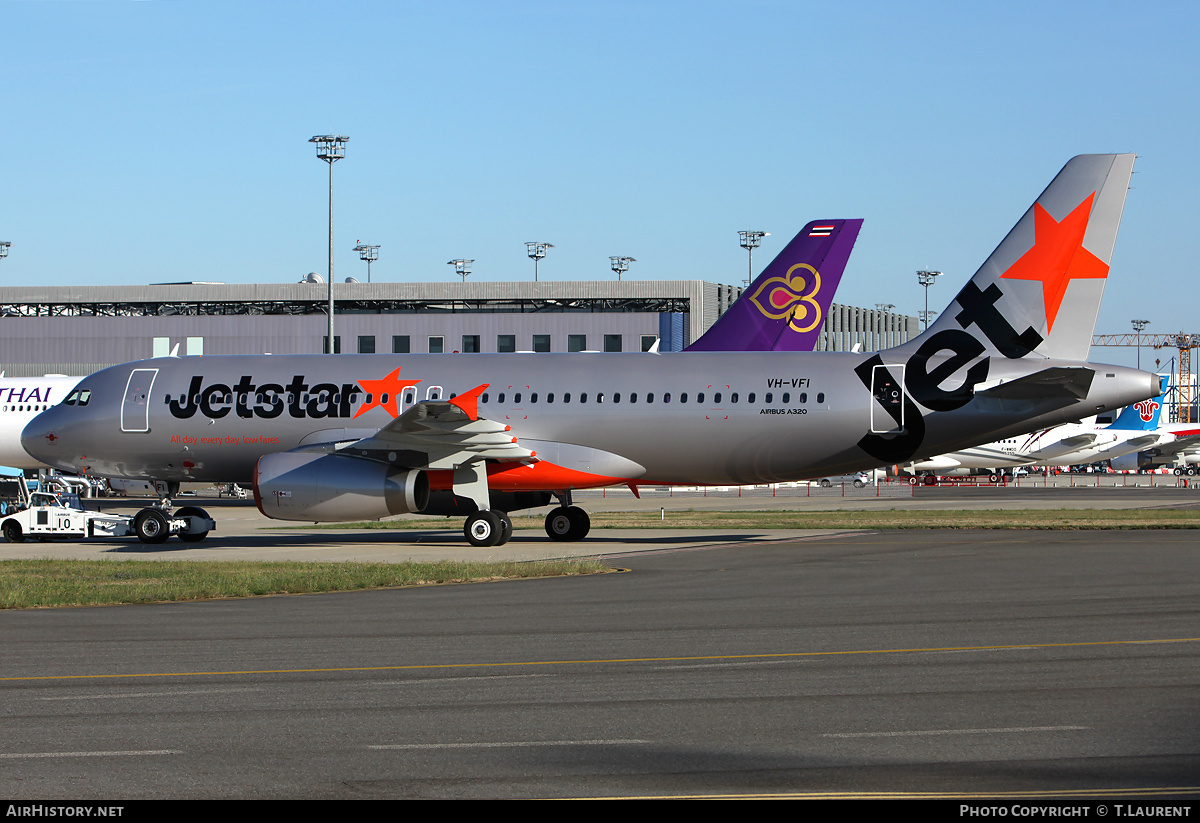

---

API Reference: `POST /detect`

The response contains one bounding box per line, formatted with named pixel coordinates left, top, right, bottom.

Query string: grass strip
left=288, top=508, right=1200, bottom=531
left=0, top=558, right=612, bottom=610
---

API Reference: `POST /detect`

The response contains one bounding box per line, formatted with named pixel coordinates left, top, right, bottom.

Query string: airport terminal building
left=0, top=281, right=919, bottom=377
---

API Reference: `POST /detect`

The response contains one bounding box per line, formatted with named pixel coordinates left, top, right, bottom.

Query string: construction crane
left=1091, top=333, right=1200, bottom=422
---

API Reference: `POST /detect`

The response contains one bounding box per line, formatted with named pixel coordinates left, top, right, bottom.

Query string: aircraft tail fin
left=1109, top=375, right=1169, bottom=430
left=685, top=219, right=862, bottom=352
left=904, top=154, right=1135, bottom=362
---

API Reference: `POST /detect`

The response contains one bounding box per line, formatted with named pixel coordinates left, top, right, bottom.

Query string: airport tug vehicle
left=0, top=485, right=214, bottom=544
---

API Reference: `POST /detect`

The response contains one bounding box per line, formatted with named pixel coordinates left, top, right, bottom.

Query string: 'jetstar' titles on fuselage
left=167, top=375, right=385, bottom=420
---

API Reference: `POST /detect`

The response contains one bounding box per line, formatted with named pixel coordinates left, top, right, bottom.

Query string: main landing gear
left=543, top=491, right=591, bottom=543
left=458, top=491, right=592, bottom=547
left=463, top=509, right=513, bottom=548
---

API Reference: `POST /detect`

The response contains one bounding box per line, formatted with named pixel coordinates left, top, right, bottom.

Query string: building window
left=533, top=334, right=551, bottom=353
left=497, top=334, right=516, bottom=353
left=604, top=334, right=622, bottom=353
left=358, top=335, right=376, bottom=354
left=462, top=335, right=480, bottom=353
left=568, top=334, right=587, bottom=352
left=641, top=335, right=658, bottom=352
left=428, top=336, right=444, bottom=354
left=393, top=335, right=410, bottom=354
left=322, top=336, right=341, bottom=354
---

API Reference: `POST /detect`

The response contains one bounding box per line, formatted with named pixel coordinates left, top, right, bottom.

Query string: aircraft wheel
left=174, top=506, right=211, bottom=543
left=2, top=520, right=23, bottom=543
left=1188, top=467, right=1197, bottom=476
left=134, top=508, right=170, bottom=545
left=1174, top=467, right=1183, bottom=476
left=464, top=511, right=503, bottom=547
left=545, top=506, right=590, bottom=542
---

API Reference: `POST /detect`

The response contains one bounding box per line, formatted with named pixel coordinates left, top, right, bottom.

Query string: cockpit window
left=78, top=390, right=91, bottom=407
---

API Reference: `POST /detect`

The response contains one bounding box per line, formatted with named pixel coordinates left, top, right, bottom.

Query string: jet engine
left=1110, top=452, right=1152, bottom=472
left=254, top=451, right=429, bottom=522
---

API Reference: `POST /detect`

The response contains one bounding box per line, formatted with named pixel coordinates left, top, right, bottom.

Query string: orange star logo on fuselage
left=352, top=367, right=423, bottom=419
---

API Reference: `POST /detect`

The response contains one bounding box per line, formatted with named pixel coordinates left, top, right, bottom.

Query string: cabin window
left=612, top=392, right=621, bottom=403
left=713, top=392, right=722, bottom=404
left=562, top=392, right=571, bottom=403
left=765, top=392, right=773, bottom=403
left=817, top=392, right=825, bottom=403
left=663, top=393, right=671, bottom=403
left=646, top=393, right=654, bottom=403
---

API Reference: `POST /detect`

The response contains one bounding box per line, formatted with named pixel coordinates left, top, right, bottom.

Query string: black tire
left=907, top=476, right=919, bottom=486
left=545, top=506, right=590, bottom=541
left=174, top=506, right=211, bottom=543
left=464, top=511, right=503, bottom=547
left=853, top=479, right=865, bottom=489
left=495, top=511, right=513, bottom=546
left=134, top=508, right=170, bottom=545
left=819, top=479, right=832, bottom=488
left=2, top=520, right=23, bottom=543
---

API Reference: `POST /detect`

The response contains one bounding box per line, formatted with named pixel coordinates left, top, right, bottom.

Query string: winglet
left=448, top=384, right=489, bottom=420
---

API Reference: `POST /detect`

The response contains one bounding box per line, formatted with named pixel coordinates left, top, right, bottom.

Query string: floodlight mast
left=448, top=258, right=474, bottom=282
left=916, top=269, right=942, bottom=330
left=738, top=231, right=769, bottom=286
left=0, top=242, right=10, bottom=270
left=310, top=134, right=349, bottom=352
left=1132, top=318, right=1151, bottom=369
left=353, top=242, right=379, bottom=283
left=609, top=256, right=635, bottom=281
left=525, top=242, right=553, bottom=282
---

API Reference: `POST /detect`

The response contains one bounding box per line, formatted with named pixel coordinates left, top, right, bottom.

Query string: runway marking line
left=0, top=750, right=181, bottom=759
left=1, top=637, right=1195, bottom=683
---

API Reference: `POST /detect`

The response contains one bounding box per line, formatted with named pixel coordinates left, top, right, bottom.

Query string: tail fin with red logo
left=1109, top=375, right=1169, bottom=430
left=906, top=154, right=1136, bottom=363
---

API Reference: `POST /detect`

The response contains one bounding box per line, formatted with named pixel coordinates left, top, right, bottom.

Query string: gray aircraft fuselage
left=22, top=350, right=1159, bottom=488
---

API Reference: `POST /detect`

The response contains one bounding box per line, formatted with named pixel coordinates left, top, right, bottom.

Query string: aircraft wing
left=1141, top=428, right=1200, bottom=463
left=345, top=384, right=534, bottom=469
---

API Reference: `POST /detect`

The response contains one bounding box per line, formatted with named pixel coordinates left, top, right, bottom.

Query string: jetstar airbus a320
left=22, top=154, right=1160, bottom=546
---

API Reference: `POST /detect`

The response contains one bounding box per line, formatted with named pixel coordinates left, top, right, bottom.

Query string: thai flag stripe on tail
left=808, top=225, right=835, bottom=237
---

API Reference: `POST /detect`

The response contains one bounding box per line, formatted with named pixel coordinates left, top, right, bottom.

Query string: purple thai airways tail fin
left=685, top=219, right=863, bottom=352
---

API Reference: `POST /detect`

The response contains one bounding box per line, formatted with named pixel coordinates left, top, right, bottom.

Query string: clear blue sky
left=2, top=0, right=1195, bottom=368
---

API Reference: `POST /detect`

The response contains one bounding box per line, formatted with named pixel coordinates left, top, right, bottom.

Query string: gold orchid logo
left=747, top=263, right=824, bottom=333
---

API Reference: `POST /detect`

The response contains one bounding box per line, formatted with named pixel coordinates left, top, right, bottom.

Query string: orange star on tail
left=352, top=367, right=422, bottom=419
left=999, top=192, right=1109, bottom=332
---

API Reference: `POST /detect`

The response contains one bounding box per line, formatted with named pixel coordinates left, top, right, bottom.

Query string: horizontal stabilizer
left=976, top=367, right=1094, bottom=401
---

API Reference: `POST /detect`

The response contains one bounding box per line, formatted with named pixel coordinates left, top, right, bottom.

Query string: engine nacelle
left=1110, top=452, right=1152, bottom=472
left=254, top=451, right=429, bottom=522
